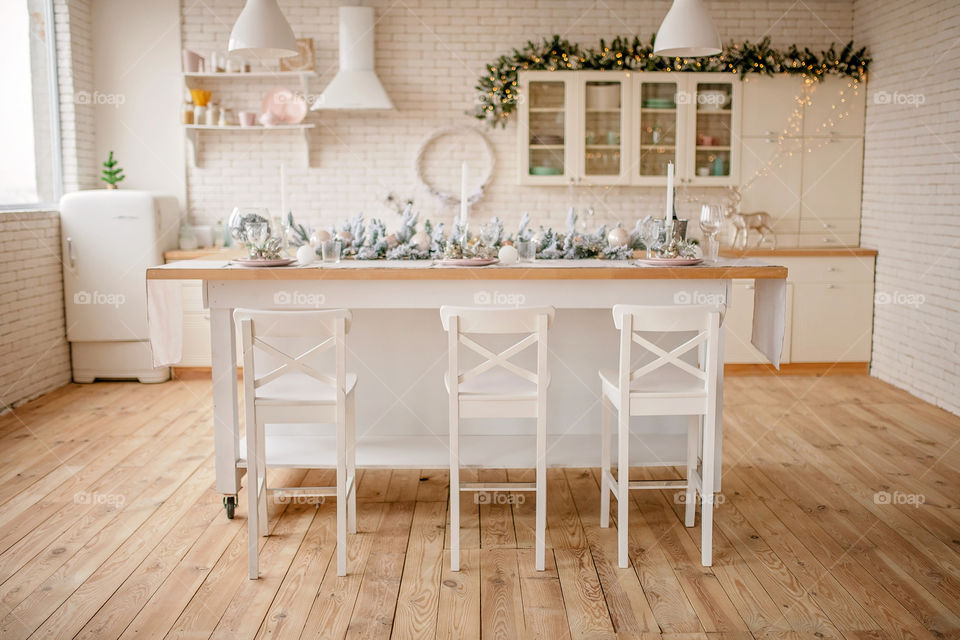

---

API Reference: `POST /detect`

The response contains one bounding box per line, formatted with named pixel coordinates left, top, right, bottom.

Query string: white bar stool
left=599, top=304, right=722, bottom=568
left=441, top=306, right=554, bottom=572
left=235, top=309, right=357, bottom=579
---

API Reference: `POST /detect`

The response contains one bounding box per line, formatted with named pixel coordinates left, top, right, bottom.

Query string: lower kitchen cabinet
left=791, top=281, right=874, bottom=362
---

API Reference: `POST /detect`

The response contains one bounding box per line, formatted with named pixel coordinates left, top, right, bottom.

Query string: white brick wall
left=180, top=0, right=853, bottom=231
left=55, top=0, right=97, bottom=192
left=0, top=212, right=72, bottom=410
left=854, top=0, right=960, bottom=415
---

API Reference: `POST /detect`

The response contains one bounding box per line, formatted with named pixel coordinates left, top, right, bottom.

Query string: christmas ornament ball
left=411, top=231, right=431, bottom=252
left=309, top=229, right=331, bottom=247
left=607, top=227, right=630, bottom=248
left=385, top=233, right=399, bottom=249
left=336, top=230, right=353, bottom=244
left=296, top=244, right=315, bottom=265
left=497, top=244, right=519, bottom=265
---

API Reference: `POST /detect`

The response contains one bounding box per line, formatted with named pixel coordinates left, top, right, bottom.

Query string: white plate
left=440, top=258, right=499, bottom=267
left=634, top=257, right=703, bottom=267
left=231, top=257, right=296, bottom=267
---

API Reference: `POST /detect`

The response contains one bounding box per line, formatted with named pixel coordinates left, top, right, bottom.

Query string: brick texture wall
left=180, top=0, right=853, bottom=231
left=55, top=0, right=97, bottom=192
left=854, top=0, right=960, bottom=415
left=0, top=212, right=72, bottom=410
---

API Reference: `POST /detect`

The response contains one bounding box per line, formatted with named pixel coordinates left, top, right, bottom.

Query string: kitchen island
left=147, top=258, right=787, bottom=512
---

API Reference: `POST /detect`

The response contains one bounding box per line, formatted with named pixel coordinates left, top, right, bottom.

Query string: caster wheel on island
left=223, top=496, right=236, bottom=519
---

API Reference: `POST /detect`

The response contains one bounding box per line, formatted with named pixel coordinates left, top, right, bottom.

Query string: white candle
left=460, top=162, right=469, bottom=226
left=664, top=161, right=674, bottom=242
left=280, top=163, right=287, bottom=219
left=665, top=162, right=674, bottom=223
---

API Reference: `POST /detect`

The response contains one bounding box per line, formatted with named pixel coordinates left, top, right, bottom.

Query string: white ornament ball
left=336, top=230, right=353, bottom=244
left=296, top=244, right=315, bottom=265
left=309, top=229, right=331, bottom=247
left=411, top=231, right=431, bottom=252
left=607, top=227, right=630, bottom=248
left=497, top=244, right=518, bottom=265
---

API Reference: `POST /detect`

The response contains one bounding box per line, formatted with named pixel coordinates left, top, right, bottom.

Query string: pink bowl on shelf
left=260, top=88, right=307, bottom=125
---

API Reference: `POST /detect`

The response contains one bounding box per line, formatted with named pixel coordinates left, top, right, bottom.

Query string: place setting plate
left=439, top=258, right=499, bottom=266
left=633, top=257, right=704, bottom=267
left=231, top=257, right=297, bottom=268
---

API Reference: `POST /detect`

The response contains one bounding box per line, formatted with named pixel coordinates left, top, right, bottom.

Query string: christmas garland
left=286, top=208, right=697, bottom=262
left=475, top=35, right=870, bottom=126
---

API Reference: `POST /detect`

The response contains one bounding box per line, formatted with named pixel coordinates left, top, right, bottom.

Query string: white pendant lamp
left=228, top=0, right=298, bottom=59
left=653, top=0, right=722, bottom=58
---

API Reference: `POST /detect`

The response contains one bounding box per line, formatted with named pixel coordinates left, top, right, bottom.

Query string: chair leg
left=258, top=425, right=268, bottom=537
left=535, top=410, right=546, bottom=572
left=701, top=407, right=717, bottom=566
left=346, top=393, right=357, bottom=535
left=685, top=415, right=700, bottom=528
left=246, top=420, right=259, bottom=580
left=617, top=408, right=630, bottom=569
left=449, top=400, right=460, bottom=572
left=336, top=406, right=348, bottom=577
left=600, top=395, right=611, bottom=529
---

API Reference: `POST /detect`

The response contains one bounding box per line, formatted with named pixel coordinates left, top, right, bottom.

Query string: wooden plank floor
left=0, top=375, right=958, bottom=639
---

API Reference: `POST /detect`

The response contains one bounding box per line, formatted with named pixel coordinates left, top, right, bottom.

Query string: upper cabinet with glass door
left=631, top=74, right=683, bottom=185
left=682, top=74, right=741, bottom=186
left=517, top=71, right=741, bottom=186
left=517, top=72, right=577, bottom=185
left=579, top=72, right=631, bottom=185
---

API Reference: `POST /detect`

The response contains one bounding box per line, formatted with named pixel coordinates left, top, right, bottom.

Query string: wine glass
left=699, top=204, right=723, bottom=263
left=639, top=216, right=661, bottom=258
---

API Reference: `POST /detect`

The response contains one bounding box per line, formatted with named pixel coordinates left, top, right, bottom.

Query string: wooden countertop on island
left=147, top=259, right=787, bottom=281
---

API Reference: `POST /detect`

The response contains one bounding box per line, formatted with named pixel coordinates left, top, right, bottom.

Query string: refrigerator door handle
left=67, top=236, right=76, bottom=269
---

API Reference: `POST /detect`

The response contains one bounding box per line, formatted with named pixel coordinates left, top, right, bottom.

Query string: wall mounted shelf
left=181, top=70, right=318, bottom=167
left=183, top=124, right=315, bottom=167
left=182, top=70, right=316, bottom=94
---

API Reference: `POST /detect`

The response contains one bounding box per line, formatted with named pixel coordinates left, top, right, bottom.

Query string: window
left=0, top=0, right=61, bottom=209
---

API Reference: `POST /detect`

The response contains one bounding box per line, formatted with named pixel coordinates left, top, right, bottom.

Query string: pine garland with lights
left=475, top=35, right=870, bottom=126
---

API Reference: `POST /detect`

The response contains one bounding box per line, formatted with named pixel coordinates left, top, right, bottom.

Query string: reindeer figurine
left=723, top=186, right=776, bottom=250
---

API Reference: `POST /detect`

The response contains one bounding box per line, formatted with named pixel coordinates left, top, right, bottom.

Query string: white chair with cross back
left=235, top=309, right=357, bottom=579
left=441, top=306, right=555, bottom=572
left=599, top=304, right=722, bottom=568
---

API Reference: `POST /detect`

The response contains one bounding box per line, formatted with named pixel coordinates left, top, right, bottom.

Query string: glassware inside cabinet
left=583, top=81, right=622, bottom=177
left=694, top=81, right=734, bottom=178
left=528, top=81, right=566, bottom=176
left=637, top=81, right=678, bottom=178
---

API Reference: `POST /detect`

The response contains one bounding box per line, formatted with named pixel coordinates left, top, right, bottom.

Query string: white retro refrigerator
left=60, top=190, right=180, bottom=383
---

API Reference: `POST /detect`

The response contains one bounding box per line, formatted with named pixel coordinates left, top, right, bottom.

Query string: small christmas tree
left=101, top=151, right=125, bottom=189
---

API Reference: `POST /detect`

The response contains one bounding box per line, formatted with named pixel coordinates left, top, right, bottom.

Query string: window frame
left=0, top=0, right=63, bottom=212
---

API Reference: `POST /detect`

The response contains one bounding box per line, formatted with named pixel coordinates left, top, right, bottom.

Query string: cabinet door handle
left=826, top=284, right=837, bottom=289
left=745, top=284, right=755, bottom=290
left=822, top=223, right=833, bottom=229
left=827, top=267, right=838, bottom=272
left=822, top=237, right=835, bottom=243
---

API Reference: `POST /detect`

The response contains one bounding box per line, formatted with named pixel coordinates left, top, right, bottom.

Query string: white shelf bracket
left=185, top=128, right=199, bottom=167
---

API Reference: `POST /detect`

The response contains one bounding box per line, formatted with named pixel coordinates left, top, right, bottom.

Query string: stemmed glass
left=639, top=216, right=661, bottom=258
left=699, top=204, right=723, bottom=263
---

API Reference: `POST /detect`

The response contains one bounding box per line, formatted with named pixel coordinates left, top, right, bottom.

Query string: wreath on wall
left=414, top=127, right=496, bottom=209
left=475, top=35, right=871, bottom=126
